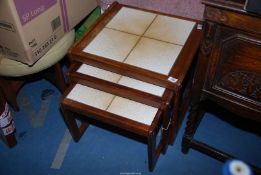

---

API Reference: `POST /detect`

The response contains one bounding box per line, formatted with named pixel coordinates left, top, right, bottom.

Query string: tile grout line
left=105, top=94, right=117, bottom=111
left=104, top=26, right=140, bottom=37
left=121, top=14, right=159, bottom=64
left=93, top=14, right=182, bottom=111
left=105, top=26, right=184, bottom=48
left=104, top=15, right=160, bottom=111
left=142, top=36, right=184, bottom=47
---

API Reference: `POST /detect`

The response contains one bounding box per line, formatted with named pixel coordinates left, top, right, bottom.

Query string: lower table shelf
left=61, top=83, right=173, bottom=171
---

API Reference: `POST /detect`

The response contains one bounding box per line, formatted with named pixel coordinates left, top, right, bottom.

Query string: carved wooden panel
left=204, top=6, right=261, bottom=35
left=200, top=22, right=218, bottom=56
left=219, top=71, right=261, bottom=101
left=204, top=25, right=261, bottom=106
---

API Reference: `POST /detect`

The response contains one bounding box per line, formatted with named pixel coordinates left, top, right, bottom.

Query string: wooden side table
left=182, top=0, right=261, bottom=173
left=62, top=2, right=202, bottom=171
left=69, top=2, right=202, bottom=145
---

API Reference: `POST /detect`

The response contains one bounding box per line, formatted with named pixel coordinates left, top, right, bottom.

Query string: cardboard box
left=0, top=0, right=97, bottom=65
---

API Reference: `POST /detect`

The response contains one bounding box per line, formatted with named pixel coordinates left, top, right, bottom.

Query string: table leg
left=182, top=103, right=204, bottom=153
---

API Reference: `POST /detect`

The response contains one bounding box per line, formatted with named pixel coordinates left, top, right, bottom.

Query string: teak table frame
left=61, top=2, right=202, bottom=171
left=61, top=81, right=173, bottom=171
left=68, top=2, right=202, bottom=145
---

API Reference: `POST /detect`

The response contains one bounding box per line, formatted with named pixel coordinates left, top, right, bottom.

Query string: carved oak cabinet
left=182, top=0, right=260, bottom=172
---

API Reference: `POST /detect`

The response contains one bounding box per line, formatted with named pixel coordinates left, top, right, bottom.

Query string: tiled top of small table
left=66, top=83, right=159, bottom=125
left=70, top=2, right=201, bottom=90
left=77, top=64, right=166, bottom=97
left=68, top=62, right=173, bottom=109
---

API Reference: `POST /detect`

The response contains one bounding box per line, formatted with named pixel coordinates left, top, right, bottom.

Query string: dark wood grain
left=182, top=0, right=261, bottom=173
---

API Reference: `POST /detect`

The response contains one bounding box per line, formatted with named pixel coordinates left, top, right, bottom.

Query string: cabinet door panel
left=204, top=26, right=261, bottom=109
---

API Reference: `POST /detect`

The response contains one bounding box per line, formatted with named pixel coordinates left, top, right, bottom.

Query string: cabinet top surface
left=202, top=0, right=246, bottom=11
left=203, top=0, right=245, bottom=6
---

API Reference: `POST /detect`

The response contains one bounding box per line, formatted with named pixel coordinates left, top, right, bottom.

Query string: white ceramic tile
left=83, top=28, right=139, bottom=62
left=77, top=64, right=165, bottom=96
left=106, top=7, right=156, bottom=35
left=77, top=64, right=121, bottom=83
left=124, top=37, right=182, bottom=75
left=118, top=76, right=165, bottom=97
left=66, top=84, right=114, bottom=110
left=107, top=96, right=158, bottom=125
left=144, top=15, right=195, bottom=45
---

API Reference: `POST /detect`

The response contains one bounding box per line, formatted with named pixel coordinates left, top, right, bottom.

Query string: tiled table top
left=77, top=64, right=166, bottom=97
left=66, top=83, right=114, bottom=110
left=82, top=7, right=195, bottom=75
left=66, top=4, right=199, bottom=125
left=66, top=83, right=158, bottom=125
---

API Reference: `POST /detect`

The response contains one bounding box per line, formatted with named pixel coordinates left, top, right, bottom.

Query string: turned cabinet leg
left=182, top=103, right=204, bottom=154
